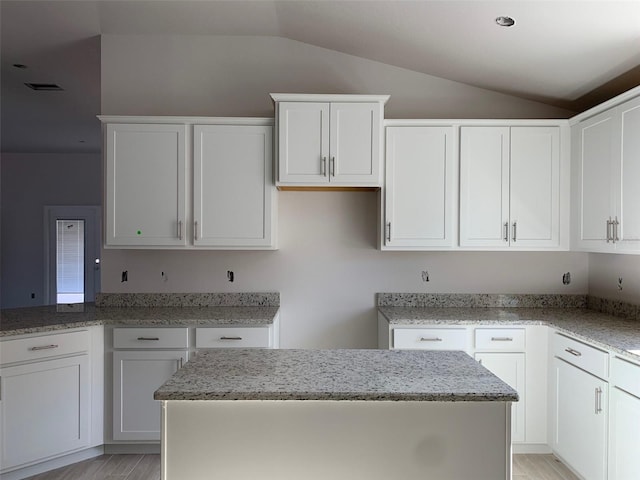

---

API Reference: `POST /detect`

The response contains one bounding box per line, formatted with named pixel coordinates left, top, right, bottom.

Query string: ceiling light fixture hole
left=495, top=16, right=515, bottom=27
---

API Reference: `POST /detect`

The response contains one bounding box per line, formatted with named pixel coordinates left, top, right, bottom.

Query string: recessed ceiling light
left=495, top=16, right=515, bottom=27
left=13, top=63, right=28, bottom=69
left=24, top=83, right=64, bottom=91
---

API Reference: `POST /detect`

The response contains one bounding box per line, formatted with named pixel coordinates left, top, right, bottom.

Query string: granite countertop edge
left=0, top=305, right=280, bottom=337
left=378, top=306, right=640, bottom=363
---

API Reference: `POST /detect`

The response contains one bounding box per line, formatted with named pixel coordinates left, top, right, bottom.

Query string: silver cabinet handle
left=220, top=336, right=242, bottom=341
left=512, top=222, right=517, bottom=242
left=29, top=344, right=59, bottom=351
left=420, top=337, right=443, bottom=342
left=178, top=220, right=183, bottom=240
left=386, top=222, right=391, bottom=242
left=503, top=222, right=509, bottom=242
left=595, top=387, right=603, bottom=414
left=137, top=337, right=160, bottom=341
left=330, top=156, right=336, bottom=177
left=614, top=216, right=620, bottom=242
left=194, top=220, right=199, bottom=241
left=565, top=347, right=582, bottom=357
left=321, top=156, right=327, bottom=176
left=491, top=337, right=513, bottom=342
left=606, top=217, right=612, bottom=243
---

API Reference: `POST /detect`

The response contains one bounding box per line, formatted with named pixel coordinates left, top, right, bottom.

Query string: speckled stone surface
left=377, top=293, right=587, bottom=308
left=154, top=348, right=518, bottom=402
left=379, top=306, right=640, bottom=362
left=1, top=303, right=279, bottom=337
left=588, top=296, right=639, bottom=320
left=96, top=292, right=279, bottom=307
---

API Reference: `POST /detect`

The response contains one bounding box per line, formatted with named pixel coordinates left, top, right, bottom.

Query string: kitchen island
left=154, top=348, right=518, bottom=480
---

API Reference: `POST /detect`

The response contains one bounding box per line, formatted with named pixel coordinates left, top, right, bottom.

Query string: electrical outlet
left=227, top=271, right=234, bottom=283
left=618, top=277, right=623, bottom=291
left=562, top=272, right=571, bottom=285
left=421, top=271, right=429, bottom=282
left=121, top=271, right=128, bottom=283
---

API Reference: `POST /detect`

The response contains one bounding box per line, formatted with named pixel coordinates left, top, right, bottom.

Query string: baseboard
left=0, top=446, right=104, bottom=480
left=104, top=443, right=161, bottom=454
left=512, top=443, right=553, bottom=454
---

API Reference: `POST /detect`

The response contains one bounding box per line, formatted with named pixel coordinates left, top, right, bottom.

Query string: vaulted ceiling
left=3, top=0, right=640, bottom=153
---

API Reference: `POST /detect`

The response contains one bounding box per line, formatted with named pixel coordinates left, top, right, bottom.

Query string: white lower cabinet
left=608, top=356, right=640, bottom=480
left=112, top=327, right=189, bottom=442
left=113, top=350, right=187, bottom=441
left=476, top=352, right=526, bottom=443
left=0, top=330, right=94, bottom=473
left=552, top=356, right=608, bottom=480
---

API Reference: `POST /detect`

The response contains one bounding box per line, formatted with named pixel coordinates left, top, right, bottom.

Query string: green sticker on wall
left=137, top=230, right=142, bottom=235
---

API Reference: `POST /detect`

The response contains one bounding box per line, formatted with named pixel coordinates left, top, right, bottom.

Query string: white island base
left=161, top=400, right=512, bottom=480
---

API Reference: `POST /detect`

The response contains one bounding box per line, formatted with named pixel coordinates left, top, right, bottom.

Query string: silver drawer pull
left=565, top=347, right=582, bottom=357
left=137, top=337, right=160, bottom=341
left=220, top=336, right=242, bottom=341
left=420, top=337, right=442, bottom=342
left=491, top=337, right=513, bottom=342
left=29, top=344, right=59, bottom=351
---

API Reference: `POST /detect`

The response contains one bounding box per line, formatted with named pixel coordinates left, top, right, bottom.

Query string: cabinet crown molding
left=97, top=115, right=274, bottom=125
left=270, top=93, right=390, bottom=104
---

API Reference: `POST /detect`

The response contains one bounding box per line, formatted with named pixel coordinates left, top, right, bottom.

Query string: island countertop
left=153, top=348, right=518, bottom=402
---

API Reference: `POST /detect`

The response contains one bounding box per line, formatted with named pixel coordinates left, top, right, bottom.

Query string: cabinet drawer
left=113, top=328, right=189, bottom=349
left=196, top=327, right=271, bottom=348
left=553, top=333, right=608, bottom=379
left=1, top=330, right=90, bottom=365
left=393, top=328, right=467, bottom=350
left=475, top=328, right=525, bottom=351
left=611, top=356, right=640, bottom=398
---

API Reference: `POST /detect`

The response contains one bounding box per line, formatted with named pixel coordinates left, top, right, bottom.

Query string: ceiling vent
left=24, top=83, right=64, bottom=91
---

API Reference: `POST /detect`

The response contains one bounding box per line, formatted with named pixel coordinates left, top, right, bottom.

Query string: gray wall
left=1, top=153, right=101, bottom=308
left=588, top=253, right=640, bottom=302
left=99, top=34, right=590, bottom=348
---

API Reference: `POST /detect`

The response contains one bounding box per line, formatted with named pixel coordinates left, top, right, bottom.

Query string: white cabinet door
left=278, top=102, right=329, bottom=184
left=573, top=109, right=617, bottom=252
left=194, top=125, right=275, bottom=248
left=113, top=350, right=187, bottom=441
left=609, top=387, right=640, bottom=479
left=105, top=123, right=187, bottom=247
left=460, top=126, right=510, bottom=247
left=510, top=127, right=560, bottom=247
left=552, top=357, right=607, bottom=480
left=0, top=354, right=90, bottom=471
left=384, top=126, right=455, bottom=248
left=476, top=353, right=526, bottom=443
left=329, top=102, right=381, bottom=185
left=617, top=95, right=640, bottom=251
left=277, top=101, right=382, bottom=186
left=460, top=126, right=561, bottom=249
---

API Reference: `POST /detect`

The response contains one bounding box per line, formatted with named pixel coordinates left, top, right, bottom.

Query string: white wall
left=100, top=34, right=587, bottom=348
left=101, top=35, right=574, bottom=119
left=1, top=153, right=101, bottom=308
left=588, top=253, right=640, bottom=303
left=103, top=192, right=588, bottom=349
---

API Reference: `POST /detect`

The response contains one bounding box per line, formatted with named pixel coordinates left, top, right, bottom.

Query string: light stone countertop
left=0, top=304, right=279, bottom=337
left=153, top=348, right=519, bottom=402
left=379, top=306, right=640, bottom=362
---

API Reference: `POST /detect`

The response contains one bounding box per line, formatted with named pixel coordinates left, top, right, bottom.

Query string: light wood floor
left=25, top=453, right=579, bottom=480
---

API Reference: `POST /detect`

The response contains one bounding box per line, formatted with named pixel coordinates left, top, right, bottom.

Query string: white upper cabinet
left=193, top=125, right=274, bottom=248
left=272, top=94, right=388, bottom=187
left=105, top=123, right=187, bottom=247
left=460, top=125, right=563, bottom=250
left=572, top=93, right=640, bottom=253
left=101, top=117, right=277, bottom=250
left=383, top=125, right=456, bottom=249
